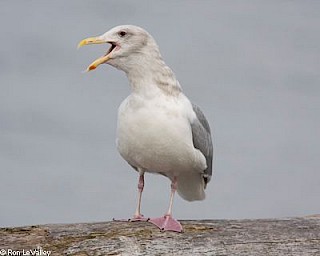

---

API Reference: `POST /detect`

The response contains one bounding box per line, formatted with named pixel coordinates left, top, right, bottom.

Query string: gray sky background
left=1, top=1, right=319, bottom=228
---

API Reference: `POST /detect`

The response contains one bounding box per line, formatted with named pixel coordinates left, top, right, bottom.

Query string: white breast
left=116, top=92, right=206, bottom=177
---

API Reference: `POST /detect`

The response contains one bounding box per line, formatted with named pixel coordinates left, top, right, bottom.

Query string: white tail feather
left=177, top=173, right=206, bottom=201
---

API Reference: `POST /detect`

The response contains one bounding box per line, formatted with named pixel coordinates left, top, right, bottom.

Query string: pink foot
left=112, top=214, right=149, bottom=222
left=149, top=215, right=183, bottom=232
left=129, top=214, right=149, bottom=222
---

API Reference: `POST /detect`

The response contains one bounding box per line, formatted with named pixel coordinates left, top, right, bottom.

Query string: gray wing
left=190, top=103, right=213, bottom=186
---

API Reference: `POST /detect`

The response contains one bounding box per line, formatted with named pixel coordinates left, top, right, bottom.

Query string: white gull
left=78, top=25, right=213, bottom=232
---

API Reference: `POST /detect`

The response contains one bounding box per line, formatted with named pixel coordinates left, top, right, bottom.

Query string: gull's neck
left=124, top=50, right=182, bottom=97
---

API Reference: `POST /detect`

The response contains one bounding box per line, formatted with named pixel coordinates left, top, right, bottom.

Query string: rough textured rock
left=1, top=217, right=320, bottom=255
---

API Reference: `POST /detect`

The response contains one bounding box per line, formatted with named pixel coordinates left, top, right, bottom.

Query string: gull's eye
left=118, top=31, right=127, bottom=37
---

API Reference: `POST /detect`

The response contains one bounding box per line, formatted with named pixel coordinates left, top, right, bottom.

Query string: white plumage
left=79, top=25, right=213, bottom=232
left=117, top=90, right=207, bottom=200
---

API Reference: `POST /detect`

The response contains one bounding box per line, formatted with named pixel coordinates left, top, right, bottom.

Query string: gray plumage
left=191, top=104, right=213, bottom=187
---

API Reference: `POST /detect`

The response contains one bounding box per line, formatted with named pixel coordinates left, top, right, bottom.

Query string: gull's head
left=78, top=25, right=159, bottom=72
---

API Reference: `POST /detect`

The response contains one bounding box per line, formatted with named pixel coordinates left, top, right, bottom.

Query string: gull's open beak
left=78, top=36, right=111, bottom=72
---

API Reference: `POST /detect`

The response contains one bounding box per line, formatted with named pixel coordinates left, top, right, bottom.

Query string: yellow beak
left=78, top=37, right=111, bottom=72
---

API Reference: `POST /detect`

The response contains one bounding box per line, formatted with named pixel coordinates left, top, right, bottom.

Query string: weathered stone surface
left=1, top=217, right=320, bottom=255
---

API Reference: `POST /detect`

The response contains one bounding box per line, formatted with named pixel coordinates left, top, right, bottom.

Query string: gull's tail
left=177, top=173, right=206, bottom=201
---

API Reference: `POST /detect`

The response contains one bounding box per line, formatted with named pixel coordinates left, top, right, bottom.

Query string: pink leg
left=149, top=177, right=183, bottom=232
left=129, top=171, right=149, bottom=222
left=113, top=170, right=148, bottom=222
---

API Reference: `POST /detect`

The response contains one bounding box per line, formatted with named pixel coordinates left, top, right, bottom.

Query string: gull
left=78, top=25, right=213, bottom=232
